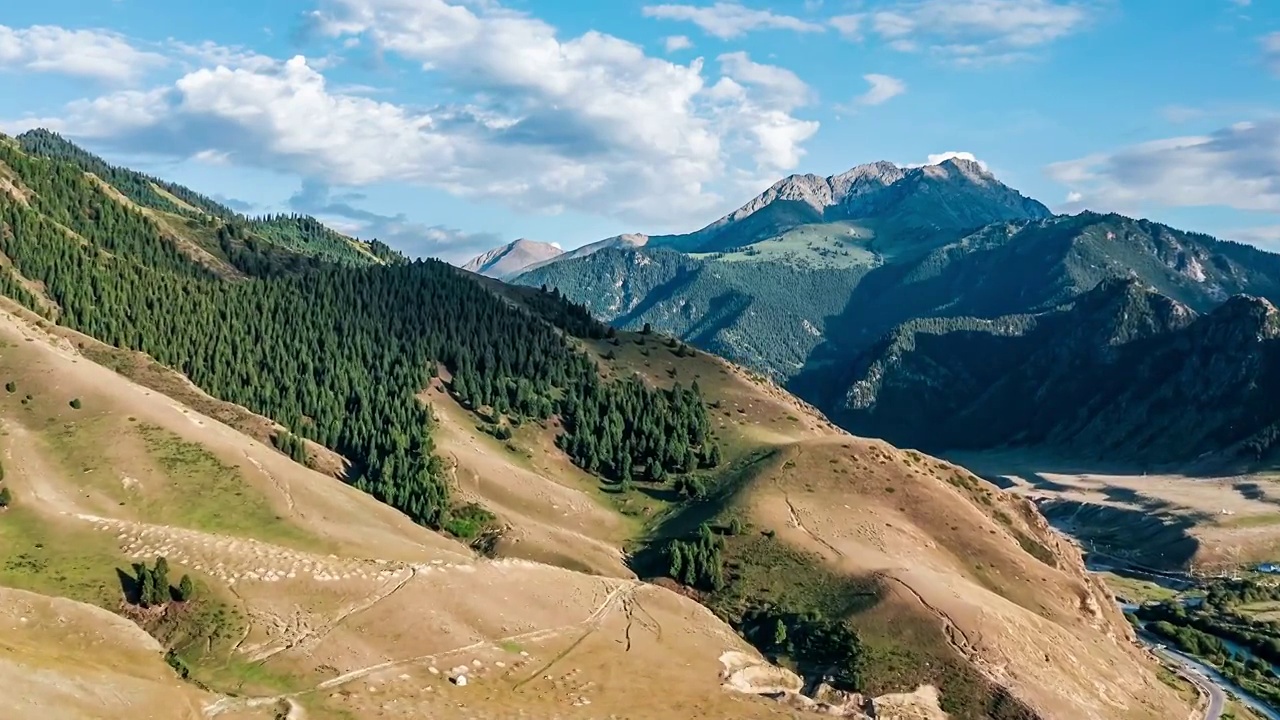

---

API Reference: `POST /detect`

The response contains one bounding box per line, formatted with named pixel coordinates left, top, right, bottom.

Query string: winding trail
left=204, top=579, right=639, bottom=718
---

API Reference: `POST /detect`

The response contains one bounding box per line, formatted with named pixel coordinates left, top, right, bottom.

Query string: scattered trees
left=666, top=523, right=725, bottom=591
left=271, top=430, right=308, bottom=465
left=131, top=556, right=191, bottom=607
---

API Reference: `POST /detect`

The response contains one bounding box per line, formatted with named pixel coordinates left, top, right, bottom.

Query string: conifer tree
left=177, top=574, right=195, bottom=602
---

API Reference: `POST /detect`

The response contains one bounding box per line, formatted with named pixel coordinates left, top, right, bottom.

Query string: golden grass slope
left=0, top=297, right=1194, bottom=719
left=578, top=332, right=1195, bottom=720
left=740, top=438, right=1194, bottom=719
left=0, top=308, right=802, bottom=720
left=0, top=586, right=212, bottom=720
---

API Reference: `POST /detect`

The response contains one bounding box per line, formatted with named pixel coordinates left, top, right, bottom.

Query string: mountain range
left=492, top=158, right=1280, bottom=472
left=0, top=129, right=1194, bottom=719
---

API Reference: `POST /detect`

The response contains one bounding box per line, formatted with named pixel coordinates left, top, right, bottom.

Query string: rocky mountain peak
left=461, top=237, right=563, bottom=279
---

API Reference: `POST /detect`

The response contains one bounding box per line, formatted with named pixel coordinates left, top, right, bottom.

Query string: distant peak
left=918, top=157, right=993, bottom=184
left=829, top=160, right=905, bottom=186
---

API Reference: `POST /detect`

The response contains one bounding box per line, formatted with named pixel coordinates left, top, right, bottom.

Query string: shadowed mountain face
left=517, top=162, right=1280, bottom=471
left=836, top=277, right=1280, bottom=467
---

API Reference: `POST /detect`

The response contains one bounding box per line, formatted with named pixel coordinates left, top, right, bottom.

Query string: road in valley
left=1128, top=622, right=1278, bottom=720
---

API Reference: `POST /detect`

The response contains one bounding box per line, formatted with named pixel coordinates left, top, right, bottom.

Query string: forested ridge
left=13, top=129, right=405, bottom=270
left=0, top=135, right=714, bottom=529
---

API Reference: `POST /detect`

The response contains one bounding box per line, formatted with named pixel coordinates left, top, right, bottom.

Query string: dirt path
left=258, top=565, right=421, bottom=662
left=244, top=452, right=295, bottom=514
left=203, top=579, right=639, bottom=718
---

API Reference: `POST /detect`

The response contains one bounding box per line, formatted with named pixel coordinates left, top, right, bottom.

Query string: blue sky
left=1, top=0, right=1278, bottom=261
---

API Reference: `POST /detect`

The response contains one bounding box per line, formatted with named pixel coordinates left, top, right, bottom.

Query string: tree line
left=0, top=139, right=713, bottom=531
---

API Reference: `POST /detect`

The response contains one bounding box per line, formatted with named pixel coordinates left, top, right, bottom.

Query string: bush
left=3, top=381, right=14, bottom=393
left=68, top=398, right=82, bottom=410
left=0, top=486, right=11, bottom=508
left=442, top=503, right=496, bottom=539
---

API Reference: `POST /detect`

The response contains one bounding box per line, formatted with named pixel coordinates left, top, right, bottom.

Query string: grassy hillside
left=0, top=134, right=1195, bottom=719
left=14, top=129, right=404, bottom=273
left=517, top=247, right=869, bottom=378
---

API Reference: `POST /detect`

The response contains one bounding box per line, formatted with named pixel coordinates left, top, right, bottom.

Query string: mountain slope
left=461, top=238, right=563, bottom=279
left=838, top=276, right=1280, bottom=467
left=515, top=160, right=1056, bottom=381
left=13, top=129, right=404, bottom=272
left=0, top=132, right=1194, bottom=719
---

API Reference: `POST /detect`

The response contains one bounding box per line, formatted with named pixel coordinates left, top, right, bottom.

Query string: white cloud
left=1046, top=119, right=1280, bottom=214
left=864, top=0, right=1089, bottom=64
left=642, top=2, right=826, bottom=39
left=829, top=14, right=864, bottom=39
left=0, top=24, right=167, bottom=82
left=924, top=151, right=987, bottom=170
left=19, top=0, right=820, bottom=230
left=1265, top=32, right=1280, bottom=75
left=192, top=149, right=231, bottom=165
left=855, top=73, right=905, bottom=105
left=717, top=52, right=814, bottom=109
left=664, top=35, right=693, bottom=52
left=1230, top=225, right=1280, bottom=250
left=167, top=39, right=279, bottom=72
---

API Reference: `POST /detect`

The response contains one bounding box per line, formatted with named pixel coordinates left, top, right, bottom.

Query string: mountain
left=836, top=277, right=1280, bottom=466
left=461, top=237, right=563, bottom=279
left=649, top=157, right=1051, bottom=255
left=521, top=231, right=650, bottom=273
left=518, top=160, right=1280, bottom=474
left=516, top=159, right=1053, bottom=379
left=0, top=130, right=1191, bottom=719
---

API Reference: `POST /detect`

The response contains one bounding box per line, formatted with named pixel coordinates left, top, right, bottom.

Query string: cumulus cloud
left=717, top=52, right=814, bottom=109
left=664, top=35, right=693, bottom=52
left=863, top=0, right=1089, bottom=65
left=855, top=74, right=906, bottom=105
left=642, top=3, right=825, bottom=39
left=289, top=179, right=501, bottom=261
left=17, top=1, right=820, bottom=230
left=0, top=24, right=167, bottom=82
left=1046, top=119, right=1280, bottom=214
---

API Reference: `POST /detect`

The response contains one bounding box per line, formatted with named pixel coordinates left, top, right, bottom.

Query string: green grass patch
left=1097, top=571, right=1178, bottom=604
left=443, top=502, right=497, bottom=540
left=1219, top=513, right=1280, bottom=529
left=152, top=585, right=310, bottom=696
left=0, top=507, right=123, bottom=608
left=131, top=423, right=331, bottom=551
